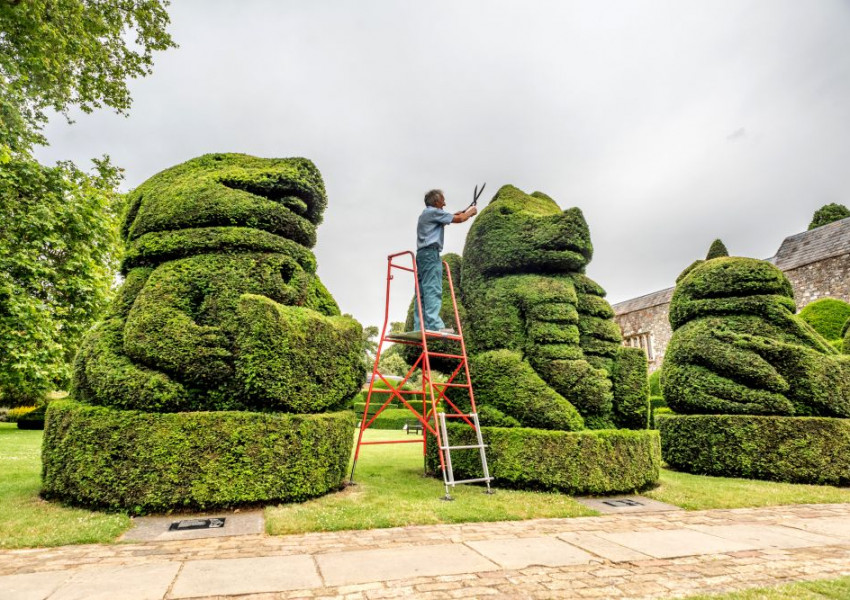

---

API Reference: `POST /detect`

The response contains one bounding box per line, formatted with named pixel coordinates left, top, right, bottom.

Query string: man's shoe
left=438, top=327, right=456, bottom=334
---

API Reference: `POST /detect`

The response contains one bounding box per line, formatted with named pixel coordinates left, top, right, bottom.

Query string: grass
left=0, top=423, right=130, bottom=549
left=646, top=467, right=850, bottom=510
left=3, top=423, right=850, bottom=547
left=681, top=576, right=850, bottom=599
left=264, top=429, right=597, bottom=535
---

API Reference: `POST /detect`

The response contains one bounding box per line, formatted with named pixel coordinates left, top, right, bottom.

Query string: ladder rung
left=441, top=444, right=488, bottom=450
left=433, top=382, right=470, bottom=388
left=448, top=477, right=493, bottom=485
left=426, top=352, right=465, bottom=359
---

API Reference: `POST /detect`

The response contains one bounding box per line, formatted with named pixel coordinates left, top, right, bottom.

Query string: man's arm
left=452, top=206, right=478, bottom=223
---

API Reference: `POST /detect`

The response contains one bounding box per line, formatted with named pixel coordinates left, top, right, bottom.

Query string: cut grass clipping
left=0, top=423, right=129, bottom=549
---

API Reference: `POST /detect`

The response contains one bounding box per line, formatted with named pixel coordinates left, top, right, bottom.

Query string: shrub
left=17, top=403, right=47, bottom=430
left=357, top=408, right=421, bottom=431
left=705, top=239, right=729, bottom=259
left=42, top=400, right=356, bottom=513
left=455, top=185, right=646, bottom=431
left=658, top=414, right=850, bottom=485
left=798, top=298, right=850, bottom=342
left=6, top=405, right=36, bottom=423
left=50, top=154, right=364, bottom=511
left=426, top=425, right=661, bottom=494
left=662, top=255, right=850, bottom=417
left=808, top=203, right=850, bottom=230
left=611, top=346, right=650, bottom=429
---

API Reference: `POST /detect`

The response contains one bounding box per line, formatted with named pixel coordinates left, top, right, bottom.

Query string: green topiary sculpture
left=411, top=186, right=658, bottom=494
left=662, top=255, right=850, bottom=417
left=844, top=318, right=850, bottom=354
left=705, top=239, right=729, bottom=259
left=659, top=248, right=850, bottom=483
left=42, top=154, right=361, bottom=512
left=460, top=185, right=648, bottom=431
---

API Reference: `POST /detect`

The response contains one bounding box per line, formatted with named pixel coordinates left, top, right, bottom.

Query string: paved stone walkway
left=3, top=504, right=850, bottom=599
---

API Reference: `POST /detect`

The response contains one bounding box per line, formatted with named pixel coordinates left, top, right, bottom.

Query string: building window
left=623, top=332, right=654, bottom=360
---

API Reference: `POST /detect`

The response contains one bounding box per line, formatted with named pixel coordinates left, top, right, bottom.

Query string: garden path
left=3, top=503, right=850, bottom=599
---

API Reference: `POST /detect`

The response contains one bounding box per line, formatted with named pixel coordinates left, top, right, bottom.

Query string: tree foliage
left=0, top=0, right=176, bottom=153
left=0, top=156, right=124, bottom=404
left=808, top=203, right=850, bottom=231
left=0, top=0, right=175, bottom=403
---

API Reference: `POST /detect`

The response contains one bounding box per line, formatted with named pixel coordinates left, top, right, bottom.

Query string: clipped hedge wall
left=42, top=400, right=356, bottom=513
left=17, top=404, right=46, bottom=430
left=658, top=414, right=850, bottom=485
left=358, top=408, right=421, bottom=431
left=426, top=425, right=660, bottom=494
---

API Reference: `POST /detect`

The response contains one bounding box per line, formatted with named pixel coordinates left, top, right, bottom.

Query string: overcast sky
left=35, top=0, right=850, bottom=329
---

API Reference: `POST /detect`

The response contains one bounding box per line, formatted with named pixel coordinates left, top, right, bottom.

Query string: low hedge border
left=658, top=414, right=850, bottom=485
left=426, top=425, right=661, bottom=494
left=42, top=400, right=356, bottom=513
left=357, top=408, right=421, bottom=431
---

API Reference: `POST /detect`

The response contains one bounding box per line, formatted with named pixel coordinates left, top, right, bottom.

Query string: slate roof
left=612, top=287, right=674, bottom=315
left=613, top=216, right=850, bottom=316
left=767, top=216, right=850, bottom=271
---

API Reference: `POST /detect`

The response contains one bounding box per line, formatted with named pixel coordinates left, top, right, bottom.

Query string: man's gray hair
left=424, top=189, right=444, bottom=207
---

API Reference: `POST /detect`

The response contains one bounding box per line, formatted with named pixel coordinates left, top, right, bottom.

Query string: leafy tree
left=0, top=0, right=175, bottom=404
left=361, top=325, right=379, bottom=372
left=0, top=0, right=176, bottom=153
left=0, top=157, right=124, bottom=404
left=809, top=203, right=850, bottom=230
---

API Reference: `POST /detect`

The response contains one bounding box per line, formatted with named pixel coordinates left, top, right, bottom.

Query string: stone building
left=613, top=216, right=850, bottom=372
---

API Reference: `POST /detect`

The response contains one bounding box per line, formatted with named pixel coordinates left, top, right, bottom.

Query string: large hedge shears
left=463, top=182, right=486, bottom=212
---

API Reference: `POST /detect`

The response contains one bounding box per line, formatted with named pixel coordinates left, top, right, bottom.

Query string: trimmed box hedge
left=42, top=400, right=356, bottom=513
left=658, top=414, right=850, bottom=485
left=426, top=425, right=660, bottom=494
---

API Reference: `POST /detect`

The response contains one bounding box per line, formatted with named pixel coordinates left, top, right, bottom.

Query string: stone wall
left=615, top=298, right=671, bottom=373
left=614, top=252, right=850, bottom=373
left=785, top=253, right=850, bottom=309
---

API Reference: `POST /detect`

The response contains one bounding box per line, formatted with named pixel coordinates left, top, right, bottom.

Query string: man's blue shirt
left=417, top=206, right=454, bottom=251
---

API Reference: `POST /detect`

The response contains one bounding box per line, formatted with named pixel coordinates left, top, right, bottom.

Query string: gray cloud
left=34, top=0, right=850, bottom=329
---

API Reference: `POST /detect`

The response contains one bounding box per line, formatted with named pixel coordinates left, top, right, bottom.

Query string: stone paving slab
left=169, top=555, right=320, bottom=598
left=122, top=510, right=264, bottom=543
left=466, top=536, right=597, bottom=569
left=2, top=504, right=850, bottom=599
left=688, top=524, right=840, bottom=549
left=50, top=562, right=180, bottom=600
left=784, top=516, right=850, bottom=542
left=556, top=531, right=653, bottom=562
left=598, top=527, right=756, bottom=558
left=315, top=542, right=499, bottom=587
left=2, top=570, right=72, bottom=600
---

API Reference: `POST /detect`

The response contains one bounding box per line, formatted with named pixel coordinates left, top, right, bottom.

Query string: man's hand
left=452, top=205, right=477, bottom=223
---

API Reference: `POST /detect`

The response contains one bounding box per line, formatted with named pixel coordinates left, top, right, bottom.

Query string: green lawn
left=265, top=429, right=596, bottom=534
left=646, top=468, right=850, bottom=510
left=3, top=423, right=850, bottom=548
left=682, top=576, right=850, bottom=599
left=0, top=423, right=130, bottom=549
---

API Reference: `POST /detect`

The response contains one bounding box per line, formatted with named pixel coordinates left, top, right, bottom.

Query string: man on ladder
left=413, top=189, right=477, bottom=333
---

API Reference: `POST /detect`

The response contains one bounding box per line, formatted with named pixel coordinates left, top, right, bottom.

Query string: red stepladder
left=349, top=250, right=493, bottom=500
